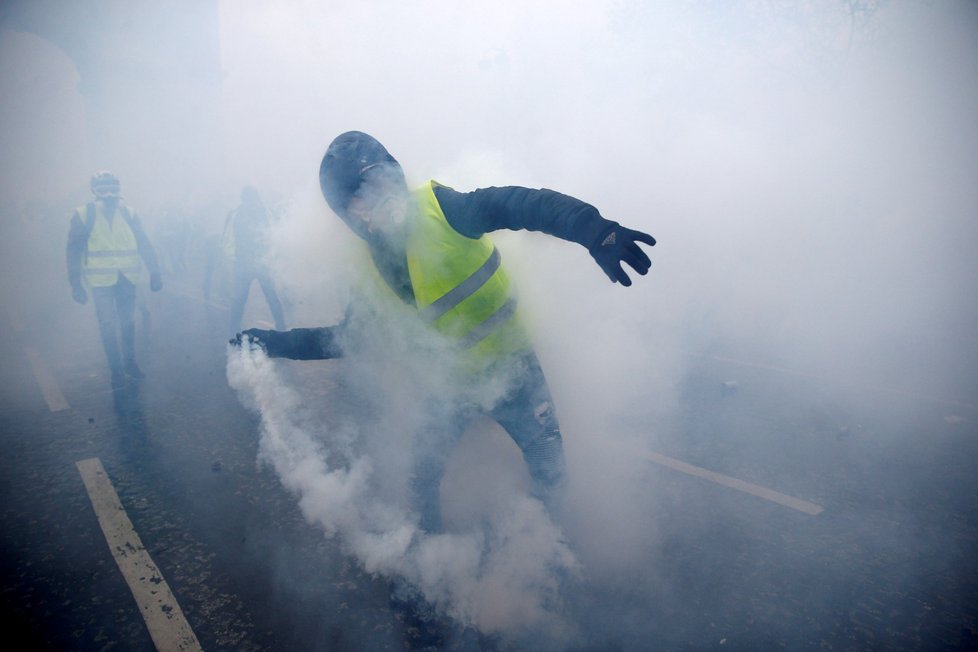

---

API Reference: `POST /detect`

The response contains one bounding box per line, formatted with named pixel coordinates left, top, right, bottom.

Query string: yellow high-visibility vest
left=77, top=203, right=141, bottom=287
left=405, top=181, right=531, bottom=362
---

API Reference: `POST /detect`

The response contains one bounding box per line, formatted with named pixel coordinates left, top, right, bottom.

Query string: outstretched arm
left=433, top=184, right=655, bottom=286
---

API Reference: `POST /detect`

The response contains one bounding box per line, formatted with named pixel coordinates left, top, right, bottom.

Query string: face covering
left=347, top=163, right=410, bottom=235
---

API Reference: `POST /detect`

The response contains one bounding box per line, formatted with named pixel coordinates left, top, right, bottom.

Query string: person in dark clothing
left=67, top=170, right=162, bottom=388
left=231, top=131, right=655, bottom=533
left=224, top=185, right=286, bottom=335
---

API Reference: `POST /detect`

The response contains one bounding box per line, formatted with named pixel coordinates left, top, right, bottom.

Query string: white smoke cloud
left=3, top=0, right=968, bottom=644
left=217, top=3, right=978, bottom=641
left=225, top=243, right=584, bottom=642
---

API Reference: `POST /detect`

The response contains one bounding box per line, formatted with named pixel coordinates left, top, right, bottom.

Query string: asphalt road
left=1, top=260, right=976, bottom=651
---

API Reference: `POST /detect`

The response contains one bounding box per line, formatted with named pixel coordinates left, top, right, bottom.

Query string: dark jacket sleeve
left=261, top=326, right=345, bottom=360
left=432, top=184, right=618, bottom=250
left=126, top=210, right=161, bottom=276
left=66, top=209, right=88, bottom=289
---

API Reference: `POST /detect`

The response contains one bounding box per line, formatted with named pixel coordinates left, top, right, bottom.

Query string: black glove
left=71, top=284, right=88, bottom=305
left=589, top=224, right=656, bottom=286
left=229, top=328, right=272, bottom=352
left=150, top=272, right=163, bottom=292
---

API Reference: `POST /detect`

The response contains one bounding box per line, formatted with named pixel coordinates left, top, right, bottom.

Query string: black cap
left=319, top=131, right=401, bottom=220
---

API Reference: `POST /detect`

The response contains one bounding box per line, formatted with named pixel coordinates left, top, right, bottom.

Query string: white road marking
left=641, top=449, right=824, bottom=515
left=76, top=458, right=202, bottom=652
left=25, top=346, right=70, bottom=412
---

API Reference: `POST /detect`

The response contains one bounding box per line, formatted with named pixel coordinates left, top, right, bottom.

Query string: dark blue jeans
left=91, top=275, right=136, bottom=375
left=411, top=351, right=566, bottom=533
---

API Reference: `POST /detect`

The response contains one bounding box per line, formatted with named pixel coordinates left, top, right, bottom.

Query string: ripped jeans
left=411, top=351, right=566, bottom=533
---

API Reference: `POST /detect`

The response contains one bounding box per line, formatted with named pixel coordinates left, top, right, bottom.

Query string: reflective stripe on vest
left=79, top=203, right=142, bottom=287
left=406, top=181, right=530, bottom=358
left=458, top=297, right=518, bottom=349
left=418, top=247, right=501, bottom=323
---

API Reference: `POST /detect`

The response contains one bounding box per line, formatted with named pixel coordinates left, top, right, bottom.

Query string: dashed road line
left=76, top=458, right=202, bottom=652
left=640, top=449, right=824, bottom=515
left=11, top=307, right=69, bottom=412
left=25, top=346, right=70, bottom=412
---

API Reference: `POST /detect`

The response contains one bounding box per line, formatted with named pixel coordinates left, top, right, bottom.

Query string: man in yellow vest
left=67, top=171, right=163, bottom=388
left=231, top=131, right=655, bottom=532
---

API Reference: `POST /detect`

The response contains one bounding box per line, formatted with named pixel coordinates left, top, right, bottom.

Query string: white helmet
left=90, top=170, right=121, bottom=199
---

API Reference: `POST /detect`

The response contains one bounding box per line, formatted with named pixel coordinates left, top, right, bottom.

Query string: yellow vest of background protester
left=75, top=203, right=142, bottom=288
